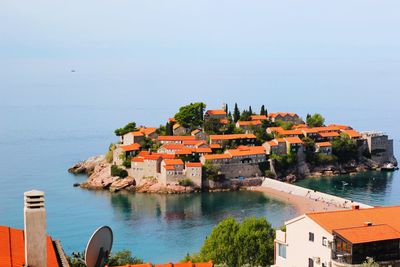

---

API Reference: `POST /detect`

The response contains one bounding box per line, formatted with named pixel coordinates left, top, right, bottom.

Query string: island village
left=70, top=102, right=397, bottom=193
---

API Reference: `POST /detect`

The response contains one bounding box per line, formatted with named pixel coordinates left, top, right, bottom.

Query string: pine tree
left=260, top=105, right=265, bottom=115
left=265, top=107, right=268, bottom=116
left=249, top=106, right=253, bottom=115
left=233, top=103, right=240, bottom=123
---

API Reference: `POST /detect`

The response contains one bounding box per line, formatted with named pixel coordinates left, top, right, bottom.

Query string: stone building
left=362, top=131, right=395, bottom=164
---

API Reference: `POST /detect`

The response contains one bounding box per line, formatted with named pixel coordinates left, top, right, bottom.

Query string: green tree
left=114, top=122, right=137, bottom=136
left=224, top=103, right=228, bottom=113
left=306, top=113, right=325, bottom=127
left=235, top=217, right=275, bottom=266
left=203, top=163, right=224, bottom=182
left=240, top=109, right=252, bottom=121
left=332, top=133, right=358, bottom=163
left=260, top=105, right=265, bottom=115
left=166, top=122, right=174, bottom=135
left=186, top=217, right=275, bottom=267
left=157, top=124, right=167, bottom=136
left=204, top=118, right=224, bottom=135
left=174, top=102, right=206, bottom=129
left=233, top=103, right=240, bottom=123
left=69, top=250, right=143, bottom=267
left=249, top=105, right=253, bottom=115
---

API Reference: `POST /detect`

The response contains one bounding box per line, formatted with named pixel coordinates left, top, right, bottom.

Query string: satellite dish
left=85, top=226, right=113, bottom=267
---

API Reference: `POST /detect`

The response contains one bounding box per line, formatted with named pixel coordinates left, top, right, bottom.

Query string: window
left=278, top=244, right=286, bottom=259
left=309, top=232, right=314, bottom=242
left=322, top=263, right=326, bottom=267
left=322, top=237, right=327, bottom=246
left=308, top=258, right=314, bottom=267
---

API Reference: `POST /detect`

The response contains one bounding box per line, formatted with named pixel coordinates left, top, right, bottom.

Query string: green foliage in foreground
left=114, top=122, right=137, bottom=136
left=111, top=165, right=128, bottom=178
left=183, top=217, right=275, bottom=267
left=68, top=250, right=143, bottom=267
left=363, top=257, right=380, bottom=267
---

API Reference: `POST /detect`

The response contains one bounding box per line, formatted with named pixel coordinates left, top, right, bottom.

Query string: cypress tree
left=233, top=103, right=240, bottom=123
left=260, top=105, right=265, bottom=115
left=249, top=106, right=253, bottom=115
left=225, top=103, right=228, bottom=113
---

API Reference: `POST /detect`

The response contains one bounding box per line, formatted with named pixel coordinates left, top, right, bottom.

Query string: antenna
left=84, top=226, right=113, bottom=267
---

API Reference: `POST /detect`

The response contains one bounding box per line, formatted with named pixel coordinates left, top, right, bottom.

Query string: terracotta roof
left=342, top=129, right=361, bottom=139
left=292, top=124, right=308, bottom=129
left=191, top=129, right=201, bottom=135
left=268, top=112, right=298, bottom=118
left=275, top=138, right=286, bottom=143
left=284, top=137, right=303, bottom=144
left=164, top=159, right=184, bottom=165
left=219, top=119, right=228, bottom=125
left=319, top=132, right=340, bottom=138
left=316, top=142, right=332, bottom=147
left=186, top=162, right=202, bottom=167
left=175, top=149, right=193, bottom=155
left=158, top=136, right=196, bottom=141
left=250, top=115, right=268, bottom=121
left=138, top=151, right=151, bottom=157
left=307, top=206, right=400, bottom=235
left=210, top=144, right=221, bottom=149
left=209, top=134, right=256, bottom=141
left=280, top=129, right=303, bottom=136
left=206, top=110, right=226, bottom=115
left=267, top=127, right=284, bottom=133
left=237, top=120, right=262, bottom=126
left=161, top=143, right=186, bottom=150
left=312, top=126, right=341, bottom=132
left=203, top=154, right=232, bottom=160
left=130, top=131, right=144, bottom=137
left=183, top=140, right=206, bottom=146
left=227, top=146, right=265, bottom=157
left=301, top=128, right=320, bottom=134
left=163, top=165, right=175, bottom=170
left=266, top=140, right=278, bottom=146
left=139, top=127, right=157, bottom=136
left=334, top=224, right=400, bottom=244
left=132, top=157, right=144, bottom=162
left=328, top=124, right=351, bottom=130
left=152, top=153, right=176, bottom=159
left=168, top=118, right=176, bottom=123
left=0, top=226, right=60, bottom=267
left=120, top=143, right=141, bottom=152
left=173, top=124, right=184, bottom=130
left=195, top=148, right=212, bottom=153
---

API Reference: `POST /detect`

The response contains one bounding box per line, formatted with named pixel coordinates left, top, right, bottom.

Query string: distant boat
left=381, top=163, right=398, bottom=172
left=342, top=181, right=349, bottom=186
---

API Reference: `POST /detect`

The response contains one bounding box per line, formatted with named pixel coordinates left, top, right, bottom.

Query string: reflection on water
left=295, top=171, right=399, bottom=206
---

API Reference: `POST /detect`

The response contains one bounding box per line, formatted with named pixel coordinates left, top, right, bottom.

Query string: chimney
left=364, top=222, right=373, bottom=227
left=352, top=205, right=360, bottom=210
left=24, top=190, right=47, bottom=267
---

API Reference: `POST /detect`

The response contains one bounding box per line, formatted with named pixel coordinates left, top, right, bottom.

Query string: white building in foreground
left=273, top=206, right=400, bottom=267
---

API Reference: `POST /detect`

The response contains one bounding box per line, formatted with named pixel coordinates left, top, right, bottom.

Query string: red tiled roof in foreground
left=112, top=261, right=213, bottom=267
left=307, top=206, right=400, bottom=243
left=334, top=224, right=400, bottom=244
left=0, top=226, right=60, bottom=267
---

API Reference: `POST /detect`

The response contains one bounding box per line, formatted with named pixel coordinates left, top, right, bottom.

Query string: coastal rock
left=110, top=177, right=135, bottom=192
left=80, top=161, right=117, bottom=189
left=68, top=155, right=106, bottom=175
left=135, top=179, right=197, bottom=194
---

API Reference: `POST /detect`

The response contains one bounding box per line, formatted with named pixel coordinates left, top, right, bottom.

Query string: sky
left=1, top=0, right=400, bottom=124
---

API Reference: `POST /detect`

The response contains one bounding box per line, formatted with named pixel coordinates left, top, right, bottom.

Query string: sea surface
left=0, top=105, right=400, bottom=263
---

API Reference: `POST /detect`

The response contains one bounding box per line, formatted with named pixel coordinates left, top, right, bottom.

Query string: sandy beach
left=250, top=186, right=346, bottom=215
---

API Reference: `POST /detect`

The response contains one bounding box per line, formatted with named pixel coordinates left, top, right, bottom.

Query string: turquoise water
left=1, top=105, right=400, bottom=263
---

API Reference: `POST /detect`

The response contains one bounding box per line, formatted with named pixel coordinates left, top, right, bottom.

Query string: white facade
left=274, top=215, right=333, bottom=267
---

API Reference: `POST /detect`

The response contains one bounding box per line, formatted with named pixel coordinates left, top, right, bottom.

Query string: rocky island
left=69, top=102, right=397, bottom=193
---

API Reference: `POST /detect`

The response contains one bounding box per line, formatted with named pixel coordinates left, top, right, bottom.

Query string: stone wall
left=220, top=163, right=262, bottom=179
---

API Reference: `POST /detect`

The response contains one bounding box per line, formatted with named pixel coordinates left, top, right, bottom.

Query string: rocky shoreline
left=69, top=155, right=394, bottom=193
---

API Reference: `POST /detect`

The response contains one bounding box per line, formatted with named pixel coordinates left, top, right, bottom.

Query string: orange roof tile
left=275, top=138, right=286, bottom=143
left=206, top=110, right=226, bottom=115
left=250, top=115, right=268, bottom=121
left=280, top=129, right=303, bottom=136
left=131, top=157, right=144, bottom=162
left=0, top=226, right=60, bottom=267
left=120, top=143, right=141, bottom=152
left=209, top=134, right=256, bottom=141
left=138, top=151, right=151, bottom=157
left=175, top=149, right=193, bottom=155
left=227, top=146, right=265, bottom=157
left=130, top=131, right=144, bottom=137
left=313, top=126, right=341, bottom=132
left=161, top=143, right=186, bottom=150
left=203, top=154, right=232, bottom=160
left=292, top=124, right=308, bottom=129
left=191, top=129, right=201, bottom=135
left=168, top=118, right=176, bottom=123
left=316, top=142, right=332, bottom=147
left=195, top=148, right=212, bottom=153
left=152, top=153, right=176, bottom=159
left=328, top=124, right=351, bottom=130
left=334, top=224, right=400, bottom=244
left=342, top=129, right=361, bottom=138
left=173, top=124, right=184, bottom=130
left=266, top=140, right=278, bottom=146
left=210, top=144, right=221, bottom=149
left=219, top=119, right=228, bottom=125
left=307, top=206, right=400, bottom=235
left=164, top=159, right=184, bottom=165
left=183, top=140, right=206, bottom=146
left=237, top=120, right=262, bottom=126
left=139, top=127, right=157, bottom=136
left=319, top=132, right=340, bottom=138
left=186, top=162, right=202, bottom=167
left=163, top=165, right=175, bottom=170
left=284, top=137, right=303, bottom=144
left=158, top=136, right=196, bottom=141
left=267, top=127, right=284, bottom=133
left=154, top=264, right=173, bottom=267
left=268, top=112, right=298, bottom=118
left=301, top=128, right=320, bottom=134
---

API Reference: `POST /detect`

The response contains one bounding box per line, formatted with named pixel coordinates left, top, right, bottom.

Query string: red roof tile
left=209, top=134, right=256, bottom=141
left=237, top=120, right=262, bottom=126
left=319, top=132, right=340, bottom=138
left=120, top=143, right=141, bottom=152
left=0, top=226, right=60, bottom=267
left=203, top=154, right=232, bottom=160
left=158, top=136, right=196, bottom=141
left=164, top=159, right=184, bottom=165
left=342, top=129, right=361, bottom=138
left=206, top=110, right=226, bottom=115
left=250, top=115, right=268, bottom=121
left=316, top=142, right=332, bottom=147
left=186, top=162, right=202, bottom=167
left=284, top=137, right=303, bottom=144
left=334, top=224, right=400, bottom=244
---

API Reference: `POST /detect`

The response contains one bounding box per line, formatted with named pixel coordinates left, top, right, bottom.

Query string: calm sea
left=0, top=105, right=399, bottom=263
